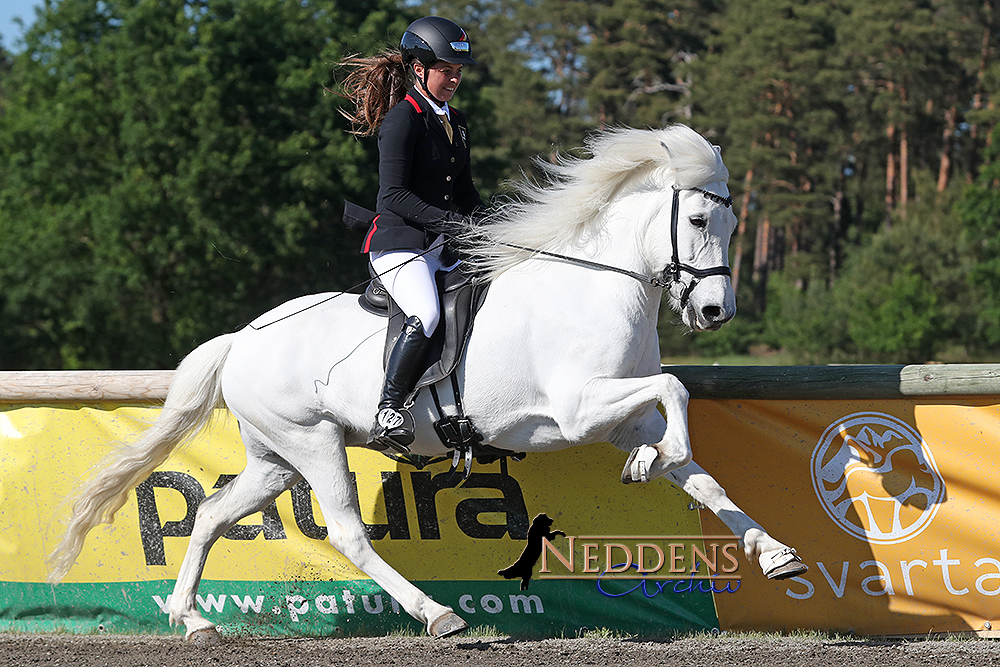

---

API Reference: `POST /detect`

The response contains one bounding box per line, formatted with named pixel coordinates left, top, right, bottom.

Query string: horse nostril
left=702, top=305, right=723, bottom=322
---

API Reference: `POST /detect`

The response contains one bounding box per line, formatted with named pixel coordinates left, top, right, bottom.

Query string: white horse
left=48, top=124, right=806, bottom=644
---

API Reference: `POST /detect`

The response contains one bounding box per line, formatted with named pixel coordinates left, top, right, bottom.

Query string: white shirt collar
left=415, top=88, right=450, bottom=120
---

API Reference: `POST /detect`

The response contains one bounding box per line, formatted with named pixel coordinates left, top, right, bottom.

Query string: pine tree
left=688, top=0, right=850, bottom=310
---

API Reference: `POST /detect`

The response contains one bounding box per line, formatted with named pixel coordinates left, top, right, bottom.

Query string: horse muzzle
left=680, top=276, right=736, bottom=332
left=693, top=302, right=736, bottom=331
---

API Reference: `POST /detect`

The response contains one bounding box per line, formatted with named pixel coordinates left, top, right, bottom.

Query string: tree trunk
left=900, top=124, right=908, bottom=219
left=938, top=106, right=956, bottom=192
left=885, top=123, right=896, bottom=229
left=830, top=167, right=845, bottom=286
left=753, top=215, right=771, bottom=312
left=731, top=168, right=754, bottom=293
left=969, top=1, right=994, bottom=180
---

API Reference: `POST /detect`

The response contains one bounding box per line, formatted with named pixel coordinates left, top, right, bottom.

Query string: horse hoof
left=760, top=547, right=808, bottom=580
left=186, top=627, right=222, bottom=647
left=621, top=445, right=657, bottom=484
left=428, top=612, right=468, bottom=638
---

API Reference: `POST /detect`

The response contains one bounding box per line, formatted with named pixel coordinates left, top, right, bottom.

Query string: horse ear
left=713, top=145, right=722, bottom=155
left=659, top=141, right=674, bottom=160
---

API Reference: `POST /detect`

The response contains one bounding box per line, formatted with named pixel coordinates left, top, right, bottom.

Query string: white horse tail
left=47, top=333, right=235, bottom=583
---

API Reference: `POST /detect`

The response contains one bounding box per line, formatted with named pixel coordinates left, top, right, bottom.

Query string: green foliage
left=847, top=266, right=939, bottom=359
left=768, top=182, right=977, bottom=363
left=0, top=0, right=397, bottom=368
left=959, top=124, right=1000, bottom=348
left=0, top=0, right=998, bottom=368
left=763, top=276, right=851, bottom=363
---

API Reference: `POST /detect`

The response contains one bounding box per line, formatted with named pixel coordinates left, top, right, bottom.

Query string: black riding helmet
left=400, top=16, right=476, bottom=67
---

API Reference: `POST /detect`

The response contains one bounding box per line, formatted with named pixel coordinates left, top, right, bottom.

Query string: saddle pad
left=380, top=277, right=489, bottom=391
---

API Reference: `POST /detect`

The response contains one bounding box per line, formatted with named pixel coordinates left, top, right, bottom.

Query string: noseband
left=499, top=185, right=733, bottom=309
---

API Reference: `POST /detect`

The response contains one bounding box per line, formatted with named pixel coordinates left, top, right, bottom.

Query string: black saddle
left=362, top=266, right=522, bottom=474
left=346, top=201, right=524, bottom=476
left=360, top=264, right=488, bottom=392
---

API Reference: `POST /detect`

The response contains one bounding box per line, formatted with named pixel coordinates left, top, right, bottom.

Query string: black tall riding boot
left=368, top=316, right=432, bottom=451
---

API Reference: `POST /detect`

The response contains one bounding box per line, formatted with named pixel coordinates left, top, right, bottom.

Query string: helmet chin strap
left=414, top=64, right=445, bottom=106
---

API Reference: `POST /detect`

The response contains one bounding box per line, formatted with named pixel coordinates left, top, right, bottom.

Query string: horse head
left=658, top=180, right=738, bottom=332
left=638, top=130, right=737, bottom=332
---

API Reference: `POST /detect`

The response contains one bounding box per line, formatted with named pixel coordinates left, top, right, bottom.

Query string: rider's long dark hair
left=338, top=50, right=411, bottom=137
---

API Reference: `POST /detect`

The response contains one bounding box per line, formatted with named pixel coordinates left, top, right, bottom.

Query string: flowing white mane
left=460, top=124, right=730, bottom=281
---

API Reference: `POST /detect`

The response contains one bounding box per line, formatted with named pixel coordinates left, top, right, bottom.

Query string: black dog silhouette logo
left=497, top=513, right=565, bottom=590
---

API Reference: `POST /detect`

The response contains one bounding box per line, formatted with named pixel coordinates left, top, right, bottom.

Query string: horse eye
left=690, top=216, right=708, bottom=229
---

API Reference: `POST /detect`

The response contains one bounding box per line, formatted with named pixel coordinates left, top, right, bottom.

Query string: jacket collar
left=407, top=87, right=456, bottom=148
left=409, top=86, right=451, bottom=120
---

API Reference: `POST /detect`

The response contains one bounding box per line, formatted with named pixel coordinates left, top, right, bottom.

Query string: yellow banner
left=0, top=405, right=702, bottom=585
left=690, top=399, right=1000, bottom=635
left=17, top=397, right=997, bottom=635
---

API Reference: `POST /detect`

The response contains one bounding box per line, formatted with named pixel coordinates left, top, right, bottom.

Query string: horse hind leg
left=666, top=460, right=808, bottom=581
left=282, top=422, right=466, bottom=638
left=168, top=437, right=301, bottom=645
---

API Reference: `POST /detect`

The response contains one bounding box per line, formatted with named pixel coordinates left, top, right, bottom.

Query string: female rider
left=341, top=17, right=484, bottom=451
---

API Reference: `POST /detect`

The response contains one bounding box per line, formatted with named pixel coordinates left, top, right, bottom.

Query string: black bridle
left=502, top=185, right=733, bottom=308
left=666, top=185, right=733, bottom=307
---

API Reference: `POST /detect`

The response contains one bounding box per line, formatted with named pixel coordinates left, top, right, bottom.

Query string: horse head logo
left=810, top=412, right=944, bottom=545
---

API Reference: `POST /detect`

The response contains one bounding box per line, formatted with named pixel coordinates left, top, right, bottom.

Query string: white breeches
left=370, top=236, right=456, bottom=337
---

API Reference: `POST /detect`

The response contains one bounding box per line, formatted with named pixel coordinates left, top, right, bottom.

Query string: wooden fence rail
left=2, top=365, right=1000, bottom=403
left=0, top=371, right=174, bottom=403
left=663, top=364, right=1000, bottom=400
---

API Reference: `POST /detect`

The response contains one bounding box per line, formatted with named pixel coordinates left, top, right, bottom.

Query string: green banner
left=0, top=579, right=718, bottom=637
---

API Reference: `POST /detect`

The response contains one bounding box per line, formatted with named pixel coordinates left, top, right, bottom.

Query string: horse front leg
left=585, top=375, right=808, bottom=581
left=666, top=461, right=808, bottom=580
left=556, top=372, right=694, bottom=481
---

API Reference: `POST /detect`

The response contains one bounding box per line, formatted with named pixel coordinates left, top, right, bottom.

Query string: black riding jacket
left=362, top=87, right=484, bottom=253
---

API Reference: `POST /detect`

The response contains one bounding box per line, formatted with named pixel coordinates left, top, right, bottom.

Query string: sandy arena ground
left=3, top=633, right=1000, bottom=667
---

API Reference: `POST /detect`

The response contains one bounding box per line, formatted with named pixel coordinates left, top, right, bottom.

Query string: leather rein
left=502, top=185, right=733, bottom=308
